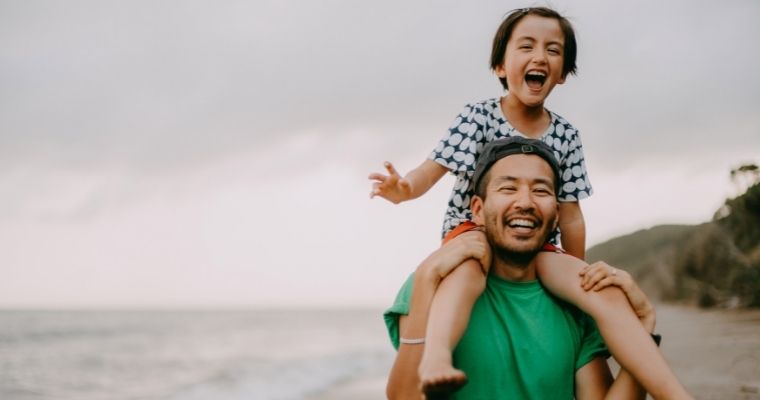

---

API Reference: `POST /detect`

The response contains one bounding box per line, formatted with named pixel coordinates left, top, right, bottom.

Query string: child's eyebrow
left=514, top=36, right=564, bottom=48
left=515, top=36, right=537, bottom=42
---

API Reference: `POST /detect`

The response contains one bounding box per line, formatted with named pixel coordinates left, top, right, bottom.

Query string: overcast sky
left=1, top=0, right=758, bottom=309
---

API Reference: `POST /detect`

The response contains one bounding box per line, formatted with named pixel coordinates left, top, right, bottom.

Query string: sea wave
left=165, top=349, right=391, bottom=400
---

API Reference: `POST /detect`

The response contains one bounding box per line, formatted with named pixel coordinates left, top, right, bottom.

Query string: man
left=384, top=138, right=690, bottom=399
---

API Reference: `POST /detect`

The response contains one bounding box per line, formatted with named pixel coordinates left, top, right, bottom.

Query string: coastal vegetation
left=587, top=164, right=760, bottom=308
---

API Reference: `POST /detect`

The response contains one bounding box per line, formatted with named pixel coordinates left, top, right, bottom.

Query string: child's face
left=495, top=15, right=566, bottom=107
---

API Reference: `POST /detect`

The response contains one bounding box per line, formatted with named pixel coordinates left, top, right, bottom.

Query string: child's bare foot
left=419, top=352, right=468, bottom=399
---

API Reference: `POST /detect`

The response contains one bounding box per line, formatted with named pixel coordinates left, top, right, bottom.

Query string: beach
left=312, top=305, right=760, bottom=400
left=1, top=306, right=758, bottom=400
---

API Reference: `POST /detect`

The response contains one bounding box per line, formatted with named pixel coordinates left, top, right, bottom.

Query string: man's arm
left=575, top=356, right=648, bottom=400
left=386, top=272, right=437, bottom=400
left=558, top=201, right=586, bottom=259
left=386, top=231, right=490, bottom=400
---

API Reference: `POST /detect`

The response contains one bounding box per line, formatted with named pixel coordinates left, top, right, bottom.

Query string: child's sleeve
left=556, top=124, right=593, bottom=202
left=428, top=103, right=486, bottom=175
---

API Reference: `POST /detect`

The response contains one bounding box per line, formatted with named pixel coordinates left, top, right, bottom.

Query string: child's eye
left=548, top=47, right=561, bottom=55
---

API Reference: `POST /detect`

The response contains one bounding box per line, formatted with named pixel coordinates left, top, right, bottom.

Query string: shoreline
left=312, top=305, right=760, bottom=400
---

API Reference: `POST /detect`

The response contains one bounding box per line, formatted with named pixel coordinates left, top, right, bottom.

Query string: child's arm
left=575, top=263, right=657, bottom=400
left=386, top=231, right=490, bottom=400
left=559, top=201, right=586, bottom=259
left=536, top=253, right=691, bottom=400
left=369, top=159, right=448, bottom=204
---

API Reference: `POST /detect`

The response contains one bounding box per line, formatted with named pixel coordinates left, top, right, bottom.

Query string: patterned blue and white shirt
left=430, top=97, right=593, bottom=238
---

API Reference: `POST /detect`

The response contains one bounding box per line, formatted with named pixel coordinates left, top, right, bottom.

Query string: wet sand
left=313, top=305, right=760, bottom=399
left=654, top=305, right=760, bottom=399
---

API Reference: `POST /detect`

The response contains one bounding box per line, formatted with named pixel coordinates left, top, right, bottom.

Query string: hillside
left=587, top=175, right=760, bottom=308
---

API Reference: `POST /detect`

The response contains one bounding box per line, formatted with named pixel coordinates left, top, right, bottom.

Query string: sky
left=1, top=0, right=758, bottom=309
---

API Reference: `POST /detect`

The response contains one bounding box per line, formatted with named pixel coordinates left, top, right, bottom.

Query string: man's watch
left=650, top=333, right=662, bottom=347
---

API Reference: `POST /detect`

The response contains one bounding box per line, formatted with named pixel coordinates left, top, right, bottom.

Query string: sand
left=654, top=305, right=760, bottom=399
left=312, top=304, right=760, bottom=400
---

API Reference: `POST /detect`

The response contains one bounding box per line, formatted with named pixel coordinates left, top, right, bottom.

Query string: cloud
left=1, top=0, right=758, bottom=307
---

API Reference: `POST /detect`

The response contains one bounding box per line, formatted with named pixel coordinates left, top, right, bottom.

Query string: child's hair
left=490, top=7, right=578, bottom=90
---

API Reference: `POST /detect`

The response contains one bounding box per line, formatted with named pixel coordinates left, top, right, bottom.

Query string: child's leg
left=536, top=252, right=692, bottom=400
left=419, top=257, right=486, bottom=395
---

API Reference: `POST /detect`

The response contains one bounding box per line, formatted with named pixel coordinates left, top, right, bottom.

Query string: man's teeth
left=508, top=219, right=536, bottom=228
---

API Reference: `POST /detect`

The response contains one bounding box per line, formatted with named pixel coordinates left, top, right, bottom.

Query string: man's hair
left=490, top=7, right=578, bottom=90
left=472, top=137, right=561, bottom=199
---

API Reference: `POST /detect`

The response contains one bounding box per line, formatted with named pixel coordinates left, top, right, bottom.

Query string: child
left=371, top=7, right=691, bottom=399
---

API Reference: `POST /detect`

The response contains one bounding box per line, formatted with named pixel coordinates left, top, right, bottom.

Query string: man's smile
left=505, top=214, right=542, bottom=235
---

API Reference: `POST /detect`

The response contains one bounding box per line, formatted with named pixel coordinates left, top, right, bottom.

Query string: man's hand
left=579, top=261, right=655, bottom=332
left=369, top=162, right=413, bottom=204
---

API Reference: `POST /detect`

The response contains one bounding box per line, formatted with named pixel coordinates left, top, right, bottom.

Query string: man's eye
left=499, top=186, right=517, bottom=192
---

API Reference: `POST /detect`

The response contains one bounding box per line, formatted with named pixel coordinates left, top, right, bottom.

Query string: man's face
left=472, top=154, right=559, bottom=258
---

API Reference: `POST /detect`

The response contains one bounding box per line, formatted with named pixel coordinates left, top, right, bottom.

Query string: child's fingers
left=384, top=162, right=401, bottom=177
left=368, top=172, right=388, bottom=182
left=370, top=182, right=381, bottom=198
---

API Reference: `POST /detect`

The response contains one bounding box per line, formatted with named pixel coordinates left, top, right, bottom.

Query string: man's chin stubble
left=487, top=230, right=545, bottom=268
left=492, top=245, right=541, bottom=269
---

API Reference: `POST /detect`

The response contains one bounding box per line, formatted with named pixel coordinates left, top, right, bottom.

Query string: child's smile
left=525, top=70, right=547, bottom=91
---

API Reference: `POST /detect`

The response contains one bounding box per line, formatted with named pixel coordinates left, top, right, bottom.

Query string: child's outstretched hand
left=579, top=261, right=655, bottom=330
left=369, top=162, right=412, bottom=204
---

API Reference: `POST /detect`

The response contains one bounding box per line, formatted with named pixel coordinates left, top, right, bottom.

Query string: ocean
left=0, top=309, right=394, bottom=400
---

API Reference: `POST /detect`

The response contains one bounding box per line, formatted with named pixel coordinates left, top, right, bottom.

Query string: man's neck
left=490, top=251, right=539, bottom=282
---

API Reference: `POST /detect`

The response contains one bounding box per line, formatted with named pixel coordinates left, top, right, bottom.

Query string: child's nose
left=531, top=51, right=547, bottom=64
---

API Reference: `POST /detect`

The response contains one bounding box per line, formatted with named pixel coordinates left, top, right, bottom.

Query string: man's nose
left=513, top=188, right=534, bottom=210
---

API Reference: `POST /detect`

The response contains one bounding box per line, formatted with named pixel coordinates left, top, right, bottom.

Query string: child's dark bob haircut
left=490, top=7, right=578, bottom=90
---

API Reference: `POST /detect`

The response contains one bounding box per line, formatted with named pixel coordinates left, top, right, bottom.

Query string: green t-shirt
left=384, top=273, right=609, bottom=400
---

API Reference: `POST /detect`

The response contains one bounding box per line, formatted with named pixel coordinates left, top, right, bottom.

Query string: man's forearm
left=604, top=368, right=647, bottom=400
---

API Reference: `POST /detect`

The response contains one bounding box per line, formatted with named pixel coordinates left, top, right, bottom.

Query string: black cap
left=471, top=136, right=561, bottom=194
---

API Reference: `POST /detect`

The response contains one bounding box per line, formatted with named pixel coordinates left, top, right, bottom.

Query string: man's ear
left=471, top=195, right=485, bottom=225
